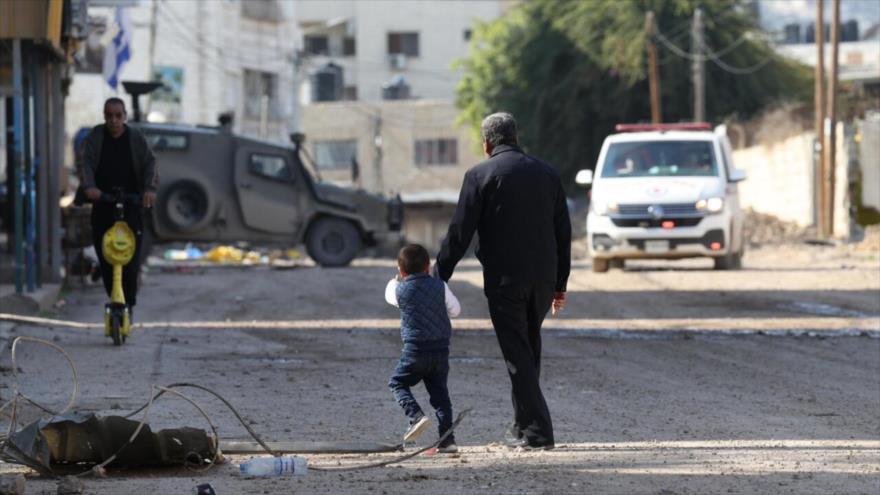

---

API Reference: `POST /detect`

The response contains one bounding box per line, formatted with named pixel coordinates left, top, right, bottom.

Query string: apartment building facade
left=295, top=1, right=510, bottom=196
left=295, top=0, right=506, bottom=102
left=66, top=0, right=302, bottom=151
left=294, top=1, right=512, bottom=249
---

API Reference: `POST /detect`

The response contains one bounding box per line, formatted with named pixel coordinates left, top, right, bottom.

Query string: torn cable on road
left=0, top=336, right=471, bottom=477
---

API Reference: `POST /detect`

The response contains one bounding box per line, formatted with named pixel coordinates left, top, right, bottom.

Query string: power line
left=703, top=48, right=774, bottom=75
left=653, top=26, right=776, bottom=75
left=704, top=33, right=750, bottom=58
left=156, top=1, right=292, bottom=72
left=158, top=1, right=461, bottom=83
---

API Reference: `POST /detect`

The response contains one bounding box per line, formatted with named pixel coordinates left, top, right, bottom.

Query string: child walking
left=385, top=244, right=461, bottom=452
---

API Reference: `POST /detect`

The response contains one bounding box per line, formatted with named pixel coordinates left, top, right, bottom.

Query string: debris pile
left=851, top=224, right=880, bottom=252
left=158, top=244, right=301, bottom=266
left=743, top=208, right=815, bottom=247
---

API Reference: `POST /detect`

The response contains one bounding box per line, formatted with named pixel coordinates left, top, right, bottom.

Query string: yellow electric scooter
left=97, top=189, right=139, bottom=346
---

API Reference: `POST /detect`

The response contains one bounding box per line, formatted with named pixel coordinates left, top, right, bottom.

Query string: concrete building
left=294, top=0, right=507, bottom=103
left=66, top=0, right=302, bottom=153
left=1, top=0, right=85, bottom=300
left=294, top=1, right=511, bottom=250
left=295, top=1, right=510, bottom=195
left=775, top=40, right=880, bottom=96
left=303, top=100, right=482, bottom=194
left=303, top=99, right=483, bottom=249
left=64, top=1, right=511, bottom=252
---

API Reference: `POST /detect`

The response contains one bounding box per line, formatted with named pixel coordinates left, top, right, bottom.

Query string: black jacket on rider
left=81, top=123, right=157, bottom=308
left=79, top=123, right=158, bottom=194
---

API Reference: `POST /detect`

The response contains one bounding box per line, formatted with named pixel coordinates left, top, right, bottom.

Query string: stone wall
left=732, top=126, right=850, bottom=237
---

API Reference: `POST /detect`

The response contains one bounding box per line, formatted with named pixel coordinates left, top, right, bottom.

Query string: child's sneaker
left=403, top=415, right=430, bottom=442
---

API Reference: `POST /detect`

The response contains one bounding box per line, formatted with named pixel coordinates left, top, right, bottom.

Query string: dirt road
left=2, top=244, right=878, bottom=494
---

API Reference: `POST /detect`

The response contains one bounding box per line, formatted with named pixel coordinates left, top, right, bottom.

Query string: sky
left=758, top=0, right=880, bottom=34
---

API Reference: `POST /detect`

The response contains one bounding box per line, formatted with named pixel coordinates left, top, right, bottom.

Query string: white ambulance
left=576, top=123, right=747, bottom=272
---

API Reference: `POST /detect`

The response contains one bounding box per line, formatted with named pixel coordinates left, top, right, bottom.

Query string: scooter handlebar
left=95, top=191, right=142, bottom=206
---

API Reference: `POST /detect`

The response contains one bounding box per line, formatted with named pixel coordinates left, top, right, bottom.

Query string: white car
left=576, top=123, right=747, bottom=272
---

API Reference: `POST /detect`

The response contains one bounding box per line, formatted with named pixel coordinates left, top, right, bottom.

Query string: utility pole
left=645, top=11, right=662, bottom=123
left=146, top=0, right=158, bottom=116
left=825, top=0, right=840, bottom=237
left=814, top=0, right=827, bottom=236
left=12, top=39, right=24, bottom=293
left=372, top=114, right=384, bottom=193
left=290, top=50, right=303, bottom=134
left=196, top=0, right=207, bottom=125
left=691, top=8, right=705, bottom=122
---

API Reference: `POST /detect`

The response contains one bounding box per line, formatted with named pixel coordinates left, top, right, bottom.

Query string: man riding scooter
left=79, top=97, right=158, bottom=324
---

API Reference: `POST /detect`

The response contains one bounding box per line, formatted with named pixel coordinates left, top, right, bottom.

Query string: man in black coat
left=435, top=112, right=571, bottom=449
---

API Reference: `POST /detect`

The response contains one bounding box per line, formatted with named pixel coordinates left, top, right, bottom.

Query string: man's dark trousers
left=486, top=282, right=555, bottom=446
left=91, top=204, right=143, bottom=307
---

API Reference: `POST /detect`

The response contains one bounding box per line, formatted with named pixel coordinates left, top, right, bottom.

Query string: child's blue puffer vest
left=396, top=272, right=451, bottom=352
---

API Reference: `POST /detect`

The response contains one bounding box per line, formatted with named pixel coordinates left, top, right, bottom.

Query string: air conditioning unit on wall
left=388, top=54, right=407, bottom=70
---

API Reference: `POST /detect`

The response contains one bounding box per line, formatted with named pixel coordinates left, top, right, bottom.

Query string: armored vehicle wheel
left=161, top=181, right=210, bottom=233
left=306, top=218, right=361, bottom=267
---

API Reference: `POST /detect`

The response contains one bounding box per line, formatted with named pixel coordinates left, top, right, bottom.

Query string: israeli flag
left=103, top=7, right=132, bottom=90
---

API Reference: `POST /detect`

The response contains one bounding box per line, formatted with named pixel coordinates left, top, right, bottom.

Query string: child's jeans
left=388, top=349, right=454, bottom=442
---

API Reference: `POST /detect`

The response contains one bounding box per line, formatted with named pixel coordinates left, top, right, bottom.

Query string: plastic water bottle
left=238, top=456, right=308, bottom=476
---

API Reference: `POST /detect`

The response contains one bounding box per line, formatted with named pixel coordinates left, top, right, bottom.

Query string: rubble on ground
left=0, top=474, right=26, bottom=495
left=743, top=208, right=815, bottom=247
left=851, top=224, right=880, bottom=252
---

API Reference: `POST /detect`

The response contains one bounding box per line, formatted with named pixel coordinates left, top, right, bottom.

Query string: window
left=145, top=133, right=188, bottom=151
left=415, top=139, right=457, bottom=166
left=249, top=154, right=291, bottom=181
left=343, top=86, right=358, bottom=101
left=311, top=64, right=343, bottom=102
left=387, top=32, right=419, bottom=56
left=463, top=29, right=472, bottom=41
left=601, top=141, right=718, bottom=178
left=343, top=36, right=356, bottom=56
left=314, top=140, right=358, bottom=170
left=242, top=0, right=282, bottom=21
left=244, top=70, right=280, bottom=120
left=304, top=35, right=329, bottom=55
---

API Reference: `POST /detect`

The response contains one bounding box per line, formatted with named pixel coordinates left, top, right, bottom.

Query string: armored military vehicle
left=123, top=84, right=402, bottom=267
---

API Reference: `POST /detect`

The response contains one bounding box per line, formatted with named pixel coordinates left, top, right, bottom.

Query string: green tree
left=456, top=0, right=811, bottom=187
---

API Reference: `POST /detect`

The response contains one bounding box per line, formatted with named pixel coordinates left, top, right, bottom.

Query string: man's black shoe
left=504, top=437, right=555, bottom=450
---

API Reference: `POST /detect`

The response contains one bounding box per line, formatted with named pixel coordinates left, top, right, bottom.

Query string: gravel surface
left=1, top=244, right=878, bottom=494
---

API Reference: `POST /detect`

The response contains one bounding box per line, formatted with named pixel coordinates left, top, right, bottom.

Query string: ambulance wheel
left=713, top=250, right=743, bottom=270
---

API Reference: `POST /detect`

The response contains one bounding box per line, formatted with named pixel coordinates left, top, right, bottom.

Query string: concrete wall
left=303, top=99, right=481, bottom=195
left=401, top=202, right=458, bottom=254
left=858, top=117, right=880, bottom=212
left=776, top=40, right=880, bottom=84
left=732, top=127, right=850, bottom=236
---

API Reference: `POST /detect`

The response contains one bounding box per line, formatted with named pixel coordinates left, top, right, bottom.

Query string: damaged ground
left=1, top=242, right=879, bottom=494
